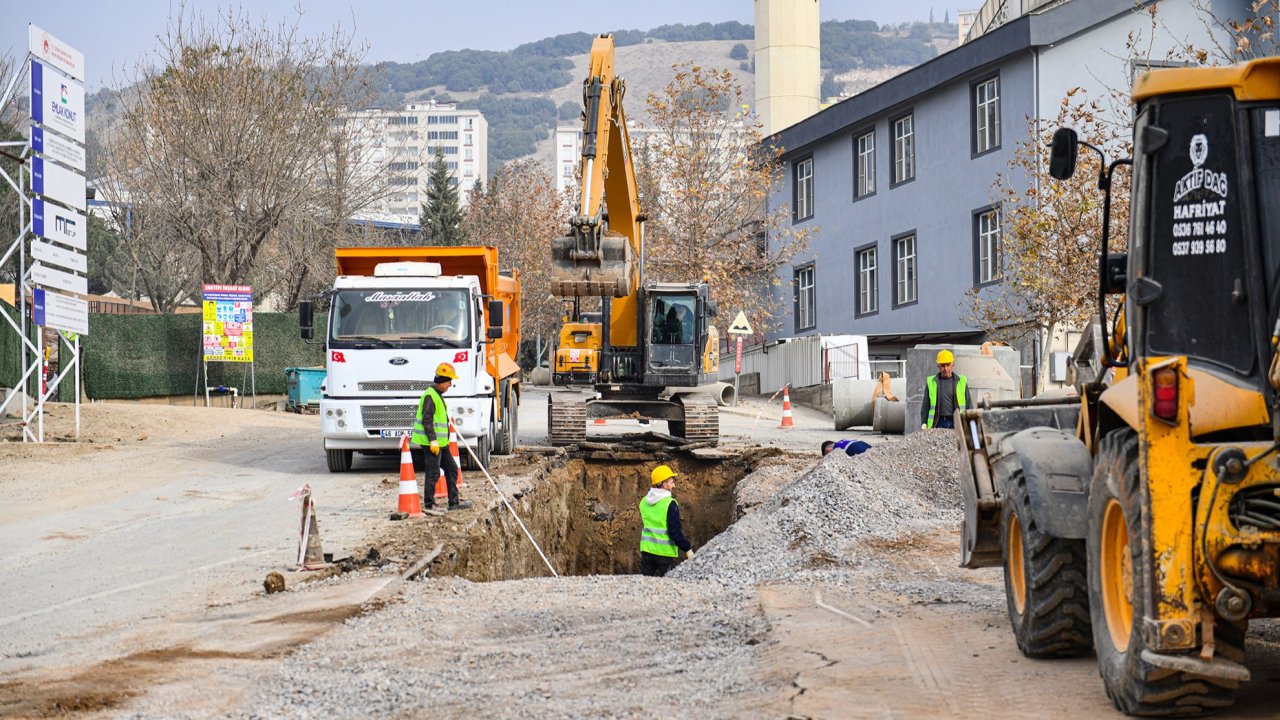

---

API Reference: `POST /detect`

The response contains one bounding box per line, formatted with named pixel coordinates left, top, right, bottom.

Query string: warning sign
left=727, top=311, right=753, bottom=336
left=202, top=284, right=254, bottom=363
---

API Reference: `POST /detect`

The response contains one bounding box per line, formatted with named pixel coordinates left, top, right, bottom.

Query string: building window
left=854, top=130, right=875, bottom=199
left=794, top=263, right=816, bottom=331
left=893, top=233, right=917, bottom=306
left=856, top=244, right=878, bottom=316
left=974, top=76, right=1000, bottom=155
left=892, top=114, right=915, bottom=185
left=793, top=156, right=813, bottom=222
left=975, top=206, right=1002, bottom=285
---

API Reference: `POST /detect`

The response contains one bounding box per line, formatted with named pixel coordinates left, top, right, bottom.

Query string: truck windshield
left=330, top=289, right=470, bottom=345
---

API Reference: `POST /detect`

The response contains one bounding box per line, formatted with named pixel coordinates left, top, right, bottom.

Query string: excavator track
left=675, top=392, right=719, bottom=446
left=547, top=392, right=588, bottom=446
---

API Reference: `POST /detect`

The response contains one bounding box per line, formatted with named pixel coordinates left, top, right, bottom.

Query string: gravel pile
left=232, top=576, right=772, bottom=720
left=672, top=429, right=962, bottom=588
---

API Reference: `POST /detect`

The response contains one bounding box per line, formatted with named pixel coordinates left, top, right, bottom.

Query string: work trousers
left=639, top=551, right=676, bottom=577
left=422, top=443, right=460, bottom=507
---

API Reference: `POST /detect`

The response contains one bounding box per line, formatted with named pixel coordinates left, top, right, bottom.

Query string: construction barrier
left=291, top=483, right=327, bottom=571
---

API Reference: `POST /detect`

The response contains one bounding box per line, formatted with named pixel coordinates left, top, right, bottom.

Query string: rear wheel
left=1087, top=430, right=1240, bottom=716
left=494, top=385, right=516, bottom=455
left=1001, top=470, right=1092, bottom=657
left=326, top=448, right=353, bottom=472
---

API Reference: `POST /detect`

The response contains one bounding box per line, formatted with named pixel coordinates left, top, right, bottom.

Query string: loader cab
left=643, top=283, right=716, bottom=387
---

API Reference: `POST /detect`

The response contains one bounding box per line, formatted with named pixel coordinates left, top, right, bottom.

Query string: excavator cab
left=643, top=284, right=718, bottom=387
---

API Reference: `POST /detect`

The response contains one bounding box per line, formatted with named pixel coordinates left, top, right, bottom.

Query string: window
left=856, top=245, right=878, bottom=315
left=975, top=207, right=1002, bottom=284
left=974, top=76, right=1001, bottom=154
left=793, top=156, right=813, bottom=221
left=892, top=114, right=915, bottom=185
left=427, top=131, right=458, bottom=140
left=854, top=130, right=875, bottom=199
left=388, top=115, right=417, bottom=125
left=893, top=233, right=917, bottom=306
left=794, top=264, right=816, bottom=332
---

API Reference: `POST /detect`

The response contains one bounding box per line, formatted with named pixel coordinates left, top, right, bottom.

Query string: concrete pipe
left=872, top=398, right=907, bottom=435
left=688, top=383, right=736, bottom=407
left=833, top=377, right=907, bottom=430
left=528, top=367, right=552, bottom=387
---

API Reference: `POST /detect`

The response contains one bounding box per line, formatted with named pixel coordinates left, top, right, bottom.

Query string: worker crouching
left=638, top=465, right=693, bottom=577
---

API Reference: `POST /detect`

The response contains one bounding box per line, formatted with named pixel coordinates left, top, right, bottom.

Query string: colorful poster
left=202, top=284, right=254, bottom=363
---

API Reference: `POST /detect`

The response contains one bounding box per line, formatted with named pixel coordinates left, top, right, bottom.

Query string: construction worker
left=821, top=439, right=872, bottom=456
left=638, top=465, right=693, bottom=577
left=411, top=362, right=472, bottom=511
left=921, top=349, right=971, bottom=430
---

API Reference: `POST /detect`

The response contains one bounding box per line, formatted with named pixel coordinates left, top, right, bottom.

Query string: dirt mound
left=672, top=430, right=961, bottom=587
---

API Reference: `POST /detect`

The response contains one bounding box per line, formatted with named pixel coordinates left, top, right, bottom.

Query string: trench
left=430, top=455, right=755, bottom=580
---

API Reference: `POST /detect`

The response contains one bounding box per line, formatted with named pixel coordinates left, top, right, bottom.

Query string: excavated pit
left=432, top=455, right=756, bottom=581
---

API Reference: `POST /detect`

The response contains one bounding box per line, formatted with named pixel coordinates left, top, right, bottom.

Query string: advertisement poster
left=202, top=284, right=254, bottom=362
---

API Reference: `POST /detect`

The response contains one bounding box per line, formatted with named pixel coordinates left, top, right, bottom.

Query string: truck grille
left=360, top=404, right=417, bottom=429
left=1228, top=484, right=1280, bottom=531
left=359, top=380, right=429, bottom=392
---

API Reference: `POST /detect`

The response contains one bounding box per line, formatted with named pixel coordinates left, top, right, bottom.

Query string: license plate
left=380, top=429, right=406, bottom=438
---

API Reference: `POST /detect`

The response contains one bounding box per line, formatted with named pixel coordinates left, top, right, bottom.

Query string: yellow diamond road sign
left=728, top=311, right=753, bottom=335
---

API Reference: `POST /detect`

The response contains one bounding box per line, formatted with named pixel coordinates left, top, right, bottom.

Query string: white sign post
left=727, top=311, right=753, bottom=407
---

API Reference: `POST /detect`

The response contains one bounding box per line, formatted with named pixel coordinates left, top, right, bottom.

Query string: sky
left=5, top=0, right=975, bottom=91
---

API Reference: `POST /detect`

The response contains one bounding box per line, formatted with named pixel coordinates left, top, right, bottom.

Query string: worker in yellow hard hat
left=411, top=362, right=471, bottom=511
left=638, top=464, right=694, bottom=577
left=921, top=349, right=971, bottom=430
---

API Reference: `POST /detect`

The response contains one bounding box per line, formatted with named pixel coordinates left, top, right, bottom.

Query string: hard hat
left=651, top=465, right=678, bottom=485
left=435, top=362, right=459, bottom=380
left=936, top=349, right=955, bottom=364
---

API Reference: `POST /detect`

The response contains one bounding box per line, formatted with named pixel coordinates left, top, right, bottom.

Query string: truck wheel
left=1001, top=469, right=1092, bottom=657
left=326, top=449, right=353, bottom=473
left=1087, top=429, right=1240, bottom=716
left=494, top=386, right=515, bottom=455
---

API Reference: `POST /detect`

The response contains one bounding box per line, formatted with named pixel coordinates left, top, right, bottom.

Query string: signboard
left=735, top=337, right=743, bottom=374
left=31, top=126, right=85, bottom=172
left=727, top=310, right=753, bottom=335
left=32, top=287, right=89, bottom=335
left=31, top=261, right=87, bottom=295
left=29, top=24, right=84, bottom=80
left=31, top=157, right=86, bottom=211
left=30, top=60, right=85, bottom=144
left=31, top=239, right=87, bottom=273
left=202, top=284, right=254, bottom=363
left=32, top=198, right=86, bottom=250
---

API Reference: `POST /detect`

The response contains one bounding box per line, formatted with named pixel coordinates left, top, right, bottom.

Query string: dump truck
left=299, top=246, right=521, bottom=472
left=955, top=58, right=1280, bottom=716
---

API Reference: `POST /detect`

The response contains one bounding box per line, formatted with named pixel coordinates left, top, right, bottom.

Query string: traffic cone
left=449, top=422, right=465, bottom=487
left=779, top=385, right=795, bottom=429
left=396, top=436, right=424, bottom=518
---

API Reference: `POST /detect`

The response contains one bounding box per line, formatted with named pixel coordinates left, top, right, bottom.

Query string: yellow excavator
left=547, top=34, right=720, bottom=445
left=955, top=57, right=1280, bottom=715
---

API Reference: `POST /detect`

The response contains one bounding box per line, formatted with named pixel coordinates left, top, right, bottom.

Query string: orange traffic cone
left=779, top=385, right=795, bottom=429
left=396, top=436, right=424, bottom=518
left=449, top=422, right=465, bottom=487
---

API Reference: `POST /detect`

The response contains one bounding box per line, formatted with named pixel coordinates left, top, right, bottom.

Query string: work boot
left=447, top=500, right=473, bottom=511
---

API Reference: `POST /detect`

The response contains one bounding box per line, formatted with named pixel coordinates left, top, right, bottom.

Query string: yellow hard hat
left=936, top=349, right=955, bottom=364
left=435, top=362, right=459, bottom=380
left=651, top=465, right=678, bottom=485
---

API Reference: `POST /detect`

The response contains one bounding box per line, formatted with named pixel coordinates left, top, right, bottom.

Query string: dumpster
left=285, top=367, right=325, bottom=413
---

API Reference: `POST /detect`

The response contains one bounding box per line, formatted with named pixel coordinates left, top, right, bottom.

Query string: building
left=764, top=0, right=1247, bottom=383
left=347, top=101, right=488, bottom=224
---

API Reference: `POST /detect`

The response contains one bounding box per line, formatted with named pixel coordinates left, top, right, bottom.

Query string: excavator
left=546, top=34, right=720, bottom=445
left=954, top=57, right=1280, bottom=715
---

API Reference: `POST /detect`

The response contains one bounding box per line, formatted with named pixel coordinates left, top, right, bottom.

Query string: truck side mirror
left=486, top=299, right=504, bottom=340
left=299, top=300, right=314, bottom=340
left=487, top=326, right=503, bottom=339
left=1049, top=128, right=1079, bottom=180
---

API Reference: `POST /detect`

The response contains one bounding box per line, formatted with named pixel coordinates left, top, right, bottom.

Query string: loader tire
left=1087, top=429, right=1240, bottom=716
left=1001, top=469, right=1093, bottom=658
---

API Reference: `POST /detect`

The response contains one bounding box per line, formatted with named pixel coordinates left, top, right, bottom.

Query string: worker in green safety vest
left=411, top=362, right=471, bottom=511
left=921, top=349, right=971, bottom=430
left=638, top=465, right=693, bottom=577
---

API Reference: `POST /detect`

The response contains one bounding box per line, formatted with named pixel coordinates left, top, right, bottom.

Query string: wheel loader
left=956, top=58, right=1280, bottom=715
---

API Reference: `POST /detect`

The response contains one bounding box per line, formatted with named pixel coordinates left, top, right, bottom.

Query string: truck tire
left=494, top=385, right=515, bottom=455
left=1001, top=469, right=1092, bottom=657
left=326, top=448, right=353, bottom=472
left=1087, top=429, right=1242, bottom=716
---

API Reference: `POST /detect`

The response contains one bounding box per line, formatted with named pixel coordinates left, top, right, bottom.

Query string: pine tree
left=420, top=149, right=468, bottom=245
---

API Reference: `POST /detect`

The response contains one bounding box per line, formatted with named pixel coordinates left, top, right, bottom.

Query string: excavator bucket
left=550, top=229, right=634, bottom=297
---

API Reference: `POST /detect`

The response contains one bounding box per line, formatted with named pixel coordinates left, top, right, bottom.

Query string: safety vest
left=925, top=374, right=968, bottom=428
left=638, top=496, right=679, bottom=557
left=411, top=386, right=448, bottom=446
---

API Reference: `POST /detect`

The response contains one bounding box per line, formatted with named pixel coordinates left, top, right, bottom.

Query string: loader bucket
left=550, top=230, right=634, bottom=297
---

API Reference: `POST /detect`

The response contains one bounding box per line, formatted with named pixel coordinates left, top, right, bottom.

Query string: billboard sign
left=32, top=261, right=87, bottom=295
left=29, top=24, right=84, bottom=80
left=31, top=239, right=87, bottom=273
left=202, top=284, right=254, bottom=363
left=31, top=126, right=85, bottom=172
left=31, top=157, right=86, bottom=211
left=32, top=287, right=89, bottom=336
left=30, top=60, right=85, bottom=144
left=32, top=198, right=87, bottom=250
